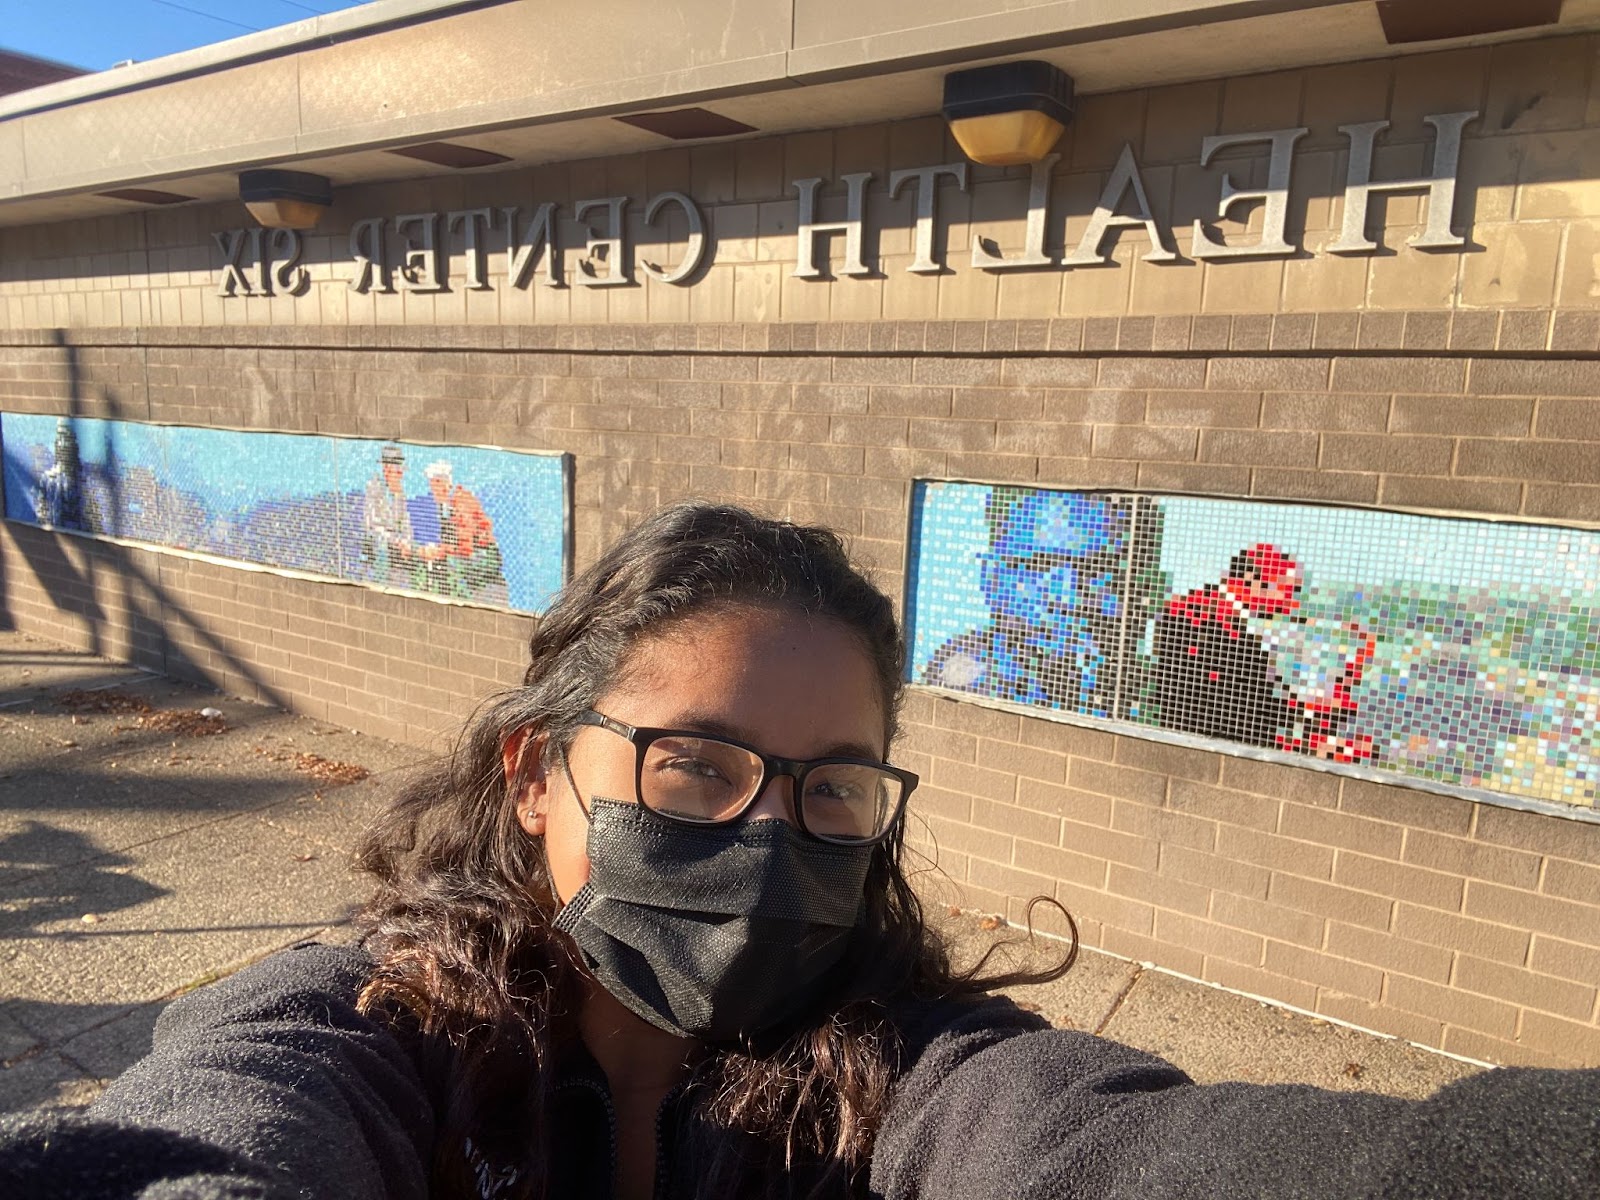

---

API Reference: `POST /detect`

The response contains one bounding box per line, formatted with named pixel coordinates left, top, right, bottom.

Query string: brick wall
left=3, top=321, right=1598, bottom=1067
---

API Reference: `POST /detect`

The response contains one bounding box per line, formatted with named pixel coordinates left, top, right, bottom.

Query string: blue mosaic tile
left=2, top=414, right=568, bottom=615
left=907, top=481, right=1600, bottom=811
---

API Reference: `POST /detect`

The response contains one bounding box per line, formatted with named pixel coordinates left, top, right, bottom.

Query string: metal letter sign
left=216, top=109, right=1483, bottom=297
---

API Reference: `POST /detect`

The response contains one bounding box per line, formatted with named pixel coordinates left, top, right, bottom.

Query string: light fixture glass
left=948, top=111, right=1067, bottom=167
left=238, top=169, right=332, bottom=230
left=943, top=60, right=1074, bottom=167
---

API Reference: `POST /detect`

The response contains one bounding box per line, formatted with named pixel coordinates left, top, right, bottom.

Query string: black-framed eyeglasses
left=576, top=710, right=917, bottom=846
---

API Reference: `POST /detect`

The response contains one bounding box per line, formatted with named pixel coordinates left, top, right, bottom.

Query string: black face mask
left=553, top=798, right=874, bottom=1043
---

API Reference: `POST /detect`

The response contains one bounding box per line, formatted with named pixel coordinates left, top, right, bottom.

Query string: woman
left=4, top=503, right=1597, bottom=1200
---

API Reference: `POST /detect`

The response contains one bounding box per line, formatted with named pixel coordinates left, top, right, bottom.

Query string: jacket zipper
left=651, top=1080, right=691, bottom=1200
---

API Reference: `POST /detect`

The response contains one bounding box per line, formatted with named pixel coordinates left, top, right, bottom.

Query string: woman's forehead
left=601, top=606, right=889, bottom=754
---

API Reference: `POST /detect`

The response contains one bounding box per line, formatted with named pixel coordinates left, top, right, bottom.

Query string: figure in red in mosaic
left=1152, top=544, right=1375, bottom=762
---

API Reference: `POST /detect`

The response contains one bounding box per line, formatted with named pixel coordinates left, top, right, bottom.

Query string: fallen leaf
left=80, top=913, right=100, bottom=925
left=292, top=752, right=371, bottom=787
left=58, top=690, right=152, bottom=716
left=293, top=853, right=318, bottom=863
left=946, top=905, right=962, bottom=918
left=978, top=915, right=1004, bottom=931
left=1342, top=1062, right=1365, bottom=1079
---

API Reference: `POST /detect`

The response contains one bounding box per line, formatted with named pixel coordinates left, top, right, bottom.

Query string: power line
left=141, top=0, right=263, bottom=34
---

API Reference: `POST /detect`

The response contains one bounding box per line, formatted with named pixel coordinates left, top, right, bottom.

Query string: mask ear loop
left=557, top=741, right=595, bottom=824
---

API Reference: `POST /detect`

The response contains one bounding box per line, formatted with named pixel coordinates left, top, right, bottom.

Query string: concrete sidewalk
left=0, top=629, right=1480, bottom=1113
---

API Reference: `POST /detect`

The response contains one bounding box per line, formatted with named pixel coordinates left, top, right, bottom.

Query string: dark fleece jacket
left=1, top=942, right=1596, bottom=1199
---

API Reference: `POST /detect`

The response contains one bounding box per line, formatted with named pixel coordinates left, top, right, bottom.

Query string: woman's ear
left=503, top=727, right=548, bottom=837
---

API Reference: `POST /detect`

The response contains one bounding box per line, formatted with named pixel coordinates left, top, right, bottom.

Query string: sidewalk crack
left=1092, top=963, right=1144, bottom=1037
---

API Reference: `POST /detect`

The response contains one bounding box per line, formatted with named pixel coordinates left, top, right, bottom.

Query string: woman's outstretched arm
left=1, top=942, right=434, bottom=1200
left=874, top=994, right=1600, bottom=1200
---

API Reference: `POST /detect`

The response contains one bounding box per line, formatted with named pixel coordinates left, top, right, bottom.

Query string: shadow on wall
left=5, top=332, right=289, bottom=708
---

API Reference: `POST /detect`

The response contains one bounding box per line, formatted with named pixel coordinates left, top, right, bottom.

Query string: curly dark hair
left=354, top=501, right=1075, bottom=1199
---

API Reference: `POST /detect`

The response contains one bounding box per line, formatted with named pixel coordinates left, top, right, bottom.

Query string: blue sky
left=5, top=0, right=373, bottom=72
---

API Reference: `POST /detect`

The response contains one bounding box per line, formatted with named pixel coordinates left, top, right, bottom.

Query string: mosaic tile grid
left=1, top=414, right=569, bottom=614
left=908, top=482, right=1600, bottom=810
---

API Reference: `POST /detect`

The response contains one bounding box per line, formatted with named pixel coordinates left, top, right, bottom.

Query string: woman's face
left=510, top=605, right=889, bottom=904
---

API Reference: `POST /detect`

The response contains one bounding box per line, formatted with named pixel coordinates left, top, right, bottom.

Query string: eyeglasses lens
left=800, top=763, right=904, bottom=842
left=639, top=735, right=902, bottom=842
left=641, top=735, right=762, bottom=822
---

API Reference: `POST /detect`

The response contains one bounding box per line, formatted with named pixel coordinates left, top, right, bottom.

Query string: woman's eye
left=661, top=757, right=727, bottom=781
left=806, top=778, right=860, bottom=803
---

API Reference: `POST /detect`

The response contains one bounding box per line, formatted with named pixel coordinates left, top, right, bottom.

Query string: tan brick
left=1340, top=778, right=1473, bottom=837
left=1326, top=920, right=1454, bottom=982
left=1388, top=977, right=1521, bottom=1045
left=1017, top=778, right=1113, bottom=826
left=1206, top=357, right=1330, bottom=391
left=912, top=783, right=974, bottom=824
left=869, top=385, right=952, bottom=417
left=952, top=387, right=1046, bottom=421
left=967, top=855, right=1055, bottom=900
left=1097, top=358, right=1208, bottom=390
left=1392, top=902, right=1528, bottom=966
left=1137, top=462, right=1252, bottom=494
left=1335, top=851, right=1463, bottom=911
left=1543, top=857, right=1600, bottom=905
left=1328, top=357, right=1467, bottom=395
left=979, top=737, right=1067, bottom=784
left=1403, top=828, right=1540, bottom=890
left=1535, top=398, right=1600, bottom=442
left=1456, top=439, right=1600, bottom=485
left=1390, top=395, right=1532, bottom=438
left=1056, top=879, right=1157, bottom=937
left=1012, top=838, right=1109, bottom=889
left=931, top=698, right=1021, bottom=741
left=1217, top=823, right=1336, bottom=879
left=1259, top=392, right=1390, bottom=432
left=1320, top=433, right=1454, bottom=475
left=1379, top=475, right=1523, bottom=514
left=1158, top=844, right=1267, bottom=902
left=1251, top=469, right=1380, bottom=504
left=1037, top=455, right=1141, bottom=487
left=1474, top=803, right=1600, bottom=866
left=1315, top=992, right=1445, bottom=1051
left=1464, top=880, right=1600, bottom=948
left=1221, top=756, right=1340, bottom=808
left=1263, top=938, right=1383, bottom=1001
left=1091, top=424, right=1198, bottom=462
left=930, top=757, right=1017, bottom=804
left=1519, top=1011, right=1600, bottom=1068
left=994, top=421, right=1091, bottom=457
left=1468, top=358, right=1600, bottom=397
left=1105, top=798, right=1213, bottom=850
left=1102, top=926, right=1206, bottom=977
left=1169, top=778, right=1278, bottom=831
left=1108, top=861, right=1210, bottom=917
left=1204, top=959, right=1319, bottom=1010
left=1112, top=737, right=1218, bottom=784
left=902, top=723, right=978, bottom=763
left=1069, top=757, right=1167, bottom=805
left=1455, top=954, right=1597, bottom=1022
left=1020, top=717, right=1117, bottom=761
left=1279, top=803, right=1404, bottom=859
left=996, top=359, right=1098, bottom=388
left=1269, top=872, right=1392, bottom=929
left=1439, top=1027, right=1567, bottom=1069
left=1154, top=909, right=1264, bottom=966
left=1529, top=935, right=1600, bottom=988
left=1200, top=429, right=1318, bottom=467
left=1145, top=390, right=1260, bottom=428
left=971, top=797, right=1062, bottom=847
left=1060, top=818, right=1162, bottom=871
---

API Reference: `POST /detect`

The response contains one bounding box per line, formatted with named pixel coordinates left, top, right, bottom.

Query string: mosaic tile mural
left=908, top=482, right=1600, bottom=811
left=1, top=414, right=569, bottom=614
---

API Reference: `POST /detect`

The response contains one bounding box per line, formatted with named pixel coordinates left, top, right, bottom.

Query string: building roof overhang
left=0, top=0, right=1594, bottom=228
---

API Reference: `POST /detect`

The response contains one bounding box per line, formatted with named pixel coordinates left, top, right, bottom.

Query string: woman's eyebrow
left=669, top=714, right=881, bottom=761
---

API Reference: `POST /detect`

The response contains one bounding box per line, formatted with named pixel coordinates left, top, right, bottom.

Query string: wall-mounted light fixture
left=239, top=169, right=333, bottom=230
left=942, top=60, right=1074, bottom=166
